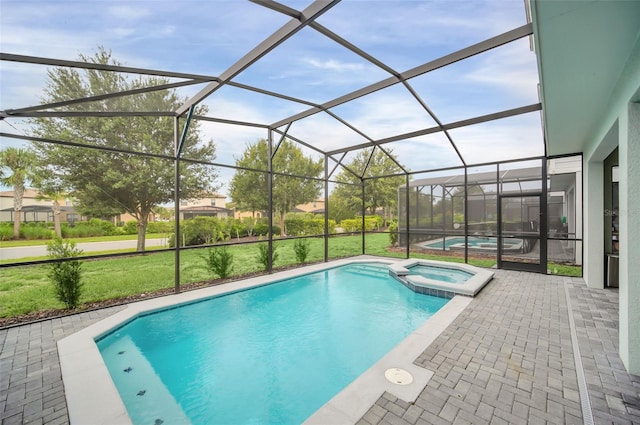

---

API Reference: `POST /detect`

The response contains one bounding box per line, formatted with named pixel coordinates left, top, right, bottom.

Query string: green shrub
left=254, top=223, right=281, bottom=236
left=326, top=219, right=337, bottom=234
left=388, top=220, right=398, bottom=246
left=283, top=216, right=333, bottom=236
left=20, top=222, right=54, bottom=240
left=89, top=218, right=117, bottom=236
left=339, top=217, right=378, bottom=232
left=293, top=238, right=311, bottom=263
left=241, top=217, right=258, bottom=237
left=219, top=217, right=247, bottom=241
left=0, top=223, right=13, bottom=240
left=370, top=215, right=383, bottom=229
left=284, top=217, right=305, bottom=235
left=61, top=221, right=108, bottom=238
left=46, top=238, right=83, bottom=309
left=122, top=220, right=138, bottom=235
left=201, top=246, right=234, bottom=278
left=256, top=243, right=278, bottom=270
left=168, top=217, right=222, bottom=247
left=147, top=220, right=173, bottom=234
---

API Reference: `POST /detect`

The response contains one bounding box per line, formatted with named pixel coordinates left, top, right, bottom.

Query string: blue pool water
left=407, top=264, right=473, bottom=284
left=426, top=236, right=521, bottom=250
left=96, top=263, right=449, bottom=425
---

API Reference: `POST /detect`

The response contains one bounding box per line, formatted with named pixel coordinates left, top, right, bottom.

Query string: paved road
left=0, top=238, right=169, bottom=260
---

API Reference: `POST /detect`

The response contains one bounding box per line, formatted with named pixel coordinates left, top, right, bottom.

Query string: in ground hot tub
left=388, top=259, right=494, bottom=297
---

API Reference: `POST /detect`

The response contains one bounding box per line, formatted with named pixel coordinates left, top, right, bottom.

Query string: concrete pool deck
left=1, top=259, right=639, bottom=424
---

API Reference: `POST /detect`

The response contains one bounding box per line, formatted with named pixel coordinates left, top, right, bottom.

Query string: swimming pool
left=407, top=264, right=473, bottom=284
left=94, top=263, right=449, bottom=424
left=419, top=236, right=523, bottom=252
left=389, top=259, right=494, bottom=297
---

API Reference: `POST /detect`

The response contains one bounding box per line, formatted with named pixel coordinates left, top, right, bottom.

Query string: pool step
left=344, top=264, right=391, bottom=278
left=99, top=336, right=191, bottom=425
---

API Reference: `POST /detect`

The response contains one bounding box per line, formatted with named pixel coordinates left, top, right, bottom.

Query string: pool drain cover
left=384, top=368, right=413, bottom=385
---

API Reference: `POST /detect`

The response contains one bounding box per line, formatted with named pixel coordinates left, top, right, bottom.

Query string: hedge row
left=1, top=214, right=386, bottom=242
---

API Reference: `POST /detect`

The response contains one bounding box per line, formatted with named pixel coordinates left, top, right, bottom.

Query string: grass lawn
left=1, top=234, right=379, bottom=318
left=0, top=233, right=582, bottom=320
left=548, top=262, right=583, bottom=277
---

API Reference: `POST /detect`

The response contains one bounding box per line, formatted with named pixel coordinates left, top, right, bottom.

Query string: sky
left=0, top=0, right=543, bottom=198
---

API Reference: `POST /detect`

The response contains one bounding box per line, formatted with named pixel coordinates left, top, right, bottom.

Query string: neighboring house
left=173, top=194, right=233, bottom=220
left=0, top=189, right=80, bottom=223
left=115, top=211, right=158, bottom=224
left=292, top=199, right=325, bottom=214
left=233, top=199, right=325, bottom=219
left=233, top=210, right=265, bottom=220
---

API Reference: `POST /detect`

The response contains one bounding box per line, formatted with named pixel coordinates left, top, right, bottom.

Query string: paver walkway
left=1, top=270, right=639, bottom=424
left=0, top=307, right=125, bottom=425
left=358, top=271, right=640, bottom=425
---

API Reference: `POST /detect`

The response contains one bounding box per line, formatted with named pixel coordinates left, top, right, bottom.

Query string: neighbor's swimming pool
left=96, top=263, right=449, bottom=425
left=424, top=236, right=522, bottom=251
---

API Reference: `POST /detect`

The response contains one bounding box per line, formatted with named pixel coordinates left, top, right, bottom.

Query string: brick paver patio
left=1, top=270, right=639, bottom=424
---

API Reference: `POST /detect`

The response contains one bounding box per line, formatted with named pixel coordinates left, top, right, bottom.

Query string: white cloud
left=463, top=40, right=539, bottom=102
left=161, top=25, right=176, bottom=36
left=331, top=90, right=438, bottom=141
left=107, top=5, right=151, bottom=20
left=449, top=114, right=544, bottom=164
left=109, top=27, right=137, bottom=39
left=302, top=58, right=366, bottom=72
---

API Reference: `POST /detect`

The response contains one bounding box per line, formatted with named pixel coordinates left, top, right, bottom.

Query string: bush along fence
left=1, top=213, right=390, bottom=246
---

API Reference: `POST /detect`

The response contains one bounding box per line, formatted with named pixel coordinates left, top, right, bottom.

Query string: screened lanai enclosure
left=398, top=156, right=582, bottom=273
left=0, top=0, right=584, bottom=303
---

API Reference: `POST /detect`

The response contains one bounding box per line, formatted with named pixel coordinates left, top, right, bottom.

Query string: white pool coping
left=58, top=256, right=473, bottom=425
left=389, top=258, right=495, bottom=297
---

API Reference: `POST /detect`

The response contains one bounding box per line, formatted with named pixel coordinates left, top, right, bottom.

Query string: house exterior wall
left=180, top=195, right=226, bottom=208
left=577, top=30, right=640, bottom=373
left=618, top=102, right=640, bottom=373
left=293, top=199, right=324, bottom=213
left=0, top=189, right=51, bottom=210
left=0, top=189, right=78, bottom=223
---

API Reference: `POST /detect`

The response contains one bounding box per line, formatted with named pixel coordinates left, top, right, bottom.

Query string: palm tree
left=32, top=164, right=69, bottom=239
left=36, top=188, right=66, bottom=238
left=0, top=147, right=36, bottom=239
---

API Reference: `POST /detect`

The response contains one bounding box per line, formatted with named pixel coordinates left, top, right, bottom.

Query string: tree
left=228, top=141, right=268, bottom=217
left=331, top=148, right=405, bottom=224
left=31, top=47, right=219, bottom=251
left=152, top=205, right=173, bottom=221
left=0, top=147, right=36, bottom=239
left=229, top=139, right=323, bottom=236
left=32, top=166, right=68, bottom=238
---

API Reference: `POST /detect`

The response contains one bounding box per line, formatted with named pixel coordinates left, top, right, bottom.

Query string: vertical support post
left=405, top=175, right=410, bottom=259
left=173, top=106, right=194, bottom=293
left=442, top=184, right=447, bottom=250
left=415, top=187, right=419, bottom=228
left=361, top=179, right=366, bottom=255
left=430, top=185, right=434, bottom=232
left=173, top=116, right=181, bottom=294
left=540, top=159, right=548, bottom=271
left=464, top=168, right=469, bottom=264
left=497, top=164, right=503, bottom=268
left=267, top=129, right=274, bottom=272
left=324, top=154, right=329, bottom=262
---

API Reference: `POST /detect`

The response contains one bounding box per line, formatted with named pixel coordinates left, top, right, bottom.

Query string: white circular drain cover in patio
left=384, top=368, right=413, bottom=385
